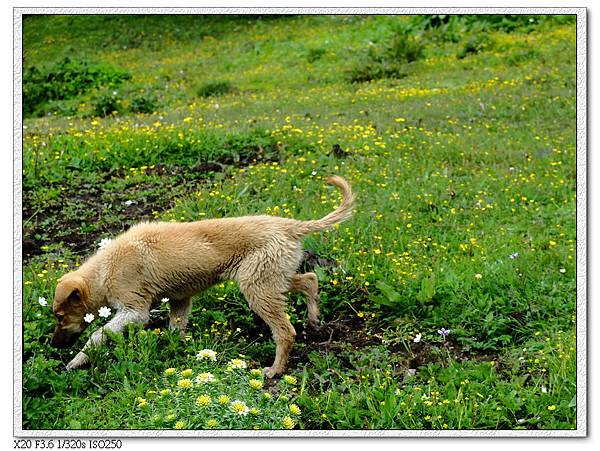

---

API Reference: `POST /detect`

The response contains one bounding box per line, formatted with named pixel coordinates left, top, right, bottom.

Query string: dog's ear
left=55, top=276, right=88, bottom=308
left=67, top=288, right=82, bottom=304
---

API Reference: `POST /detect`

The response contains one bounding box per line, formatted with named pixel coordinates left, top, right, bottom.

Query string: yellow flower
left=547, top=405, right=557, bottom=411
left=290, top=404, right=301, bottom=415
left=164, top=368, right=176, bottom=375
left=282, top=416, right=295, bottom=429
left=195, top=372, right=216, bottom=384
left=227, top=358, right=247, bottom=370
left=180, top=369, right=194, bottom=378
left=160, top=389, right=171, bottom=396
left=206, top=419, right=218, bottom=429
left=177, top=378, right=192, bottom=388
left=283, top=375, right=297, bottom=385
left=249, top=379, right=264, bottom=390
left=262, top=392, right=272, bottom=400
left=250, top=369, right=263, bottom=377
left=218, top=394, right=231, bottom=405
left=196, top=395, right=212, bottom=407
left=174, top=421, right=184, bottom=429
left=230, top=400, right=249, bottom=415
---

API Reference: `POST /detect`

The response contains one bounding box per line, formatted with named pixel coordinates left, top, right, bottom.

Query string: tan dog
left=51, top=176, right=354, bottom=377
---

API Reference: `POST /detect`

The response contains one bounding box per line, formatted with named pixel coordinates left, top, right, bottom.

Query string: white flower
left=475, top=273, right=482, bottom=280
left=311, top=170, right=317, bottom=176
left=230, top=400, right=249, bottom=415
left=38, top=296, right=48, bottom=307
left=160, top=297, right=170, bottom=304
left=227, top=358, right=247, bottom=370
left=413, top=333, right=422, bottom=343
left=98, top=238, right=112, bottom=250
left=196, top=349, right=217, bottom=361
left=195, top=372, right=216, bottom=384
left=98, top=306, right=112, bottom=318
left=84, top=313, right=95, bottom=323
left=559, top=268, right=566, bottom=274
left=541, top=386, right=547, bottom=394
left=124, top=200, right=134, bottom=206
left=517, top=418, right=526, bottom=424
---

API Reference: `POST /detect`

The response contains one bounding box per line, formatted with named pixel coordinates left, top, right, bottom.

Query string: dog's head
left=51, top=274, right=91, bottom=348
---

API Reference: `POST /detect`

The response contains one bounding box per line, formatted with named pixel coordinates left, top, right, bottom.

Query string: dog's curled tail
left=293, top=176, right=355, bottom=236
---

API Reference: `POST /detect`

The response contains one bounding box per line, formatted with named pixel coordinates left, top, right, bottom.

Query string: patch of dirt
left=22, top=146, right=281, bottom=261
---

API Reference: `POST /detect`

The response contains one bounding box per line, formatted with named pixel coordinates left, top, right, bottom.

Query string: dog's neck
left=76, top=257, right=110, bottom=312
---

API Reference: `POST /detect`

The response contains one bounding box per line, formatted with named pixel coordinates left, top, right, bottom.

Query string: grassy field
left=21, top=14, right=577, bottom=431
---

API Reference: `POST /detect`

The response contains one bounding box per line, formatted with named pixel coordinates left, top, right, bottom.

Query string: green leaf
left=374, top=280, right=402, bottom=306
left=416, top=273, right=436, bottom=303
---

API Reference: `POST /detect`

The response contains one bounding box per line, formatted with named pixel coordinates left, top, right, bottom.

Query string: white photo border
left=13, top=6, right=587, bottom=438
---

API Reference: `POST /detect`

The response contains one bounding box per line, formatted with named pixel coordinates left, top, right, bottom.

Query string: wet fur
left=51, top=176, right=354, bottom=377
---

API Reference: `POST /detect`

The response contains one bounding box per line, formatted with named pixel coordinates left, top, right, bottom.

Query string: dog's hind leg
left=66, top=309, right=149, bottom=370
left=169, top=297, right=192, bottom=336
left=288, top=272, right=321, bottom=330
left=239, top=282, right=296, bottom=378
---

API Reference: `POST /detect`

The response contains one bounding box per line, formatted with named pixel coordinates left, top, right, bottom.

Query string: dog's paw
left=66, top=352, right=89, bottom=371
left=263, top=366, right=280, bottom=379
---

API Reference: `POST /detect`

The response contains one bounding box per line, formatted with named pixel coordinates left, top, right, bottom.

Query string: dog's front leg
left=66, top=309, right=149, bottom=370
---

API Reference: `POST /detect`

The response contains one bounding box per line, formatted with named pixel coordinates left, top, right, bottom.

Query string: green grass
left=21, top=14, right=577, bottom=431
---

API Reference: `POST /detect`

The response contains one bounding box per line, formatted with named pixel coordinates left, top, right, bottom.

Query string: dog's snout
left=50, top=327, right=80, bottom=349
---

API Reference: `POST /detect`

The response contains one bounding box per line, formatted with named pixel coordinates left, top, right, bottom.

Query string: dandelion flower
left=547, top=405, right=557, bottom=411
left=174, top=421, right=185, bottom=429
left=283, top=375, right=297, bottom=385
left=196, top=349, right=217, bottom=361
left=218, top=394, right=230, bottom=405
left=177, top=378, right=192, bottom=389
left=164, top=368, right=176, bottom=376
left=282, top=416, right=295, bottom=429
left=206, top=419, right=218, bottom=429
left=98, top=306, right=112, bottom=318
left=195, top=372, right=216, bottom=384
left=227, top=358, right=247, bottom=370
left=84, top=313, right=95, bottom=323
left=290, top=404, right=301, bottom=415
left=249, top=379, right=263, bottom=390
left=180, top=369, right=194, bottom=378
left=230, top=400, right=250, bottom=415
left=38, top=296, right=47, bottom=307
left=196, top=395, right=212, bottom=407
